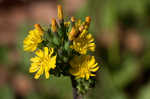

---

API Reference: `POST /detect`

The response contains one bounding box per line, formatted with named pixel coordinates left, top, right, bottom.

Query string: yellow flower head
left=69, top=55, right=99, bottom=80
left=70, top=30, right=96, bottom=54
left=57, top=5, right=63, bottom=21
left=51, top=18, right=57, bottom=32
left=23, top=24, right=43, bottom=52
left=29, top=47, right=57, bottom=79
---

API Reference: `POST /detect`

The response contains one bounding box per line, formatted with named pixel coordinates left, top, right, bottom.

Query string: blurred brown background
left=1, top=0, right=150, bottom=99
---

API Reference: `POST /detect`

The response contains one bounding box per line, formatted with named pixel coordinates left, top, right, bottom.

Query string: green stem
left=71, top=76, right=82, bottom=99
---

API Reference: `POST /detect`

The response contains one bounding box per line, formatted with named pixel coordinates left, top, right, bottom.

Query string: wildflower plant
left=23, top=5, right=99, bottom=98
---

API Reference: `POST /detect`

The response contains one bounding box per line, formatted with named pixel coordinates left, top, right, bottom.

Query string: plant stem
left=71, top=76, right=82, bottom=99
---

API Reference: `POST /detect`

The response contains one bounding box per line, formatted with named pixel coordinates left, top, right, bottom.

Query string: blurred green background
left=1, top=0, right=150, bottom=99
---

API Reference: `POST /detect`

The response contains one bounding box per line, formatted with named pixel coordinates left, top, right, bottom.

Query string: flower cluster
left=23, top=5, right=99, bottom=94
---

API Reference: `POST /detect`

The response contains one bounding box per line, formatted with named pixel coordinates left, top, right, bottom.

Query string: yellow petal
left=88, top=46, right=95, bottom=52
left=91, top=63, right=98, bottom=68
left=90, top=66, right=99, bottom=72
left=45, top=71, right=50, bottom=79
left=30, top=57, right=40, bottom=62
left=49, top=55, right=56, bottom=68
left=44, top=47, right=49, bottom=56
left=49, top=48, right=54, bottom=56
left=88, top=56, right=96, bottom=66
left=29, top=65, right=39, bottom=73
left=34, top=66, right=43, bottom=79
left=70, top=69, right=80, bottom=76
left=35, top=49, right=43, bottom=57
left=86, top=33, right=92, bottom=38
left=90, top=73, right=96, bottom=76
left=88, top=43, right=95, bottom=47
left=45, top=66, right=50, bottom=79
left=86, top=73, right=90, bottom=80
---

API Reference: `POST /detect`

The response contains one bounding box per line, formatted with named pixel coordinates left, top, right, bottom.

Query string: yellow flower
left=70, top=30, right=96, bottom=54
left=23, top=24, right=43, bottom=52
left=29, top=47, right=57, bottom=79
left=69, top=55, right=99, bottom=80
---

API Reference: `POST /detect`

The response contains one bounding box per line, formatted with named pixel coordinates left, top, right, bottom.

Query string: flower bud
left=34, top=24, right=43, bottom=32
left=51, top=18, right=57, bottom=32
left=71, top=16, right=75, bottom=22
left=57, top=5, right=63, bottom=21
left=79, top=25, right=84, bottom=32
left=69, top=27, right=77, bottom=41
left=85, top=16, right=91, bottom=24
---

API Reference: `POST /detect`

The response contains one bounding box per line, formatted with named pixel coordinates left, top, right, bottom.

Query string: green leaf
left=137, top=83, right=150, bottom=99
left=64, top=41, right=70, bottom=51
left=53, top=36, right=60, bottom=46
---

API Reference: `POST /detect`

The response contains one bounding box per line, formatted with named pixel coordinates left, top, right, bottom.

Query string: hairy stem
left=71, top=76, right=82, bottom=99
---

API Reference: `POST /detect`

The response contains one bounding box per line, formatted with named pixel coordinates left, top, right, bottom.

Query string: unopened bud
left=57, top=5, right=63, bottom=21
left=69, top=27, right=77, bottom=40
left=71, top=16, right=75, bottom=22
left=85, top=16, right=91, bottom=24
left=79, top=25, right=84, bottom=32
left=51, top=18, right=57, bottom=32
left=34, top=24, right=43, bottom=33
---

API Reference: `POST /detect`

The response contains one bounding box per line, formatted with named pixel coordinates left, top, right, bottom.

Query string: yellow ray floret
left=23, top=24, right=43, bottom=52
left=70, top=29, right=96, bottom=54
left=69, top=55, right=99, bottom=80
left=29, top=47, right=57, bottom=79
